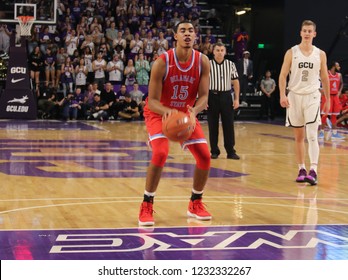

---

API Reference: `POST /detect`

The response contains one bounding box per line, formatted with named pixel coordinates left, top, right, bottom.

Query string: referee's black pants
left=207, top=90, right=236, bottom=156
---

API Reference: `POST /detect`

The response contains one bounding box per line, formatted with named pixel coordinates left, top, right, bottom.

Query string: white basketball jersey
left=94, top=59, right=106, bottom=79
left=288, top=45, right=321, bottom=95
left=75, top=66, right=87, bottom=86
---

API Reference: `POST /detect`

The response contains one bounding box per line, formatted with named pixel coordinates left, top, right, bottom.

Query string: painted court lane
left=0, top=225, right=347, bottom=260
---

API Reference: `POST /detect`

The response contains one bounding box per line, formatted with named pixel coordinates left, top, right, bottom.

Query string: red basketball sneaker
left=138, top=202, right=155, bottom=226
left=187, top=199, right=212, bottom=220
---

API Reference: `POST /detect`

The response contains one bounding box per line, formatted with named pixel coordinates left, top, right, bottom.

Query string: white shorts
left=286, top=90, right=321, bottom=127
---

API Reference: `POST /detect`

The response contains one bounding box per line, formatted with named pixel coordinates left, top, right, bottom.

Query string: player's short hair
left=174, top=20, right=194, bottom=34
left=212, top=42, right=225, bottom=51
left=301, top=20, right=316, bottom=31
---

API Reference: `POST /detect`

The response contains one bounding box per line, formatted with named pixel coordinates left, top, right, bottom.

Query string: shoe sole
left=138, top=220, right=155, bottom=226
left=187, top=211, right=212, bottom=220
left=303, top=177, right=317, bottom=186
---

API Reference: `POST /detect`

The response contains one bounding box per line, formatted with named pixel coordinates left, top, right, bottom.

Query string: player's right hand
left=162, top=109, right=178, bottom=121
left=280, top=95, right=290, bottom=108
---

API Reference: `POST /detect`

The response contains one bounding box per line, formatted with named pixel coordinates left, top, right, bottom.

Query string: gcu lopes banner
left=0, top=40, right=37, bottom=119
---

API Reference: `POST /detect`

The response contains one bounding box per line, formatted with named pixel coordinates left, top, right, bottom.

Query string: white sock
left=192, top=188, right=204, bottom=194
left=310, top=164, right=317, bottom=173
left=298, top=164, right=306, bottom=170
left=144, top=190, right=156, bottom=197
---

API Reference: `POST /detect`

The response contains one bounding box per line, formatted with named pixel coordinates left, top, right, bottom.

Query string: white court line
left=0, top=198, right=347, bottom=216
left=1, top=195, right=348, bottom=202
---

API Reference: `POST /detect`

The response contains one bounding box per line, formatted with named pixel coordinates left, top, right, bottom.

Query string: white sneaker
left=326, top=118, right=332, bottom=129
left=318, top=130, right=324, bottom=139
left=331, top=132, right=345, bottom=140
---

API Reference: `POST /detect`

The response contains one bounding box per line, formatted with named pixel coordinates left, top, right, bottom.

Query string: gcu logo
left=10, top=67, right=27, bottom=74
left=298, top=62, right=313, bottom=69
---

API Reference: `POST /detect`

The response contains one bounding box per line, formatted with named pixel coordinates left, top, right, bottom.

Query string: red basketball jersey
left=144, top=48, right=202, bottom=117
left=328, top=71, right=341, bottom=95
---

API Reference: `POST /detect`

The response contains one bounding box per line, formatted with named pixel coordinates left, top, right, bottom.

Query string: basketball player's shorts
left=286, top=90, right=321, bottom=127
left=145, top=113, right=207, bottom=150
left=328, top=94, right=342, bottom=115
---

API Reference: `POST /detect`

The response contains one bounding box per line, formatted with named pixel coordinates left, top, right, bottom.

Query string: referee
left=208, top=42, right=240, bottom=159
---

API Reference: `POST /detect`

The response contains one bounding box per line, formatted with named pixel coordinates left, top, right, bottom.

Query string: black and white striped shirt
left=209, top=59, right=239, bottom=91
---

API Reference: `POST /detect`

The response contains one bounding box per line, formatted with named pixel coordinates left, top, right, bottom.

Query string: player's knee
left=192, top=144, right=211, bottom=170
left=151, top=139, right=169, bottom=167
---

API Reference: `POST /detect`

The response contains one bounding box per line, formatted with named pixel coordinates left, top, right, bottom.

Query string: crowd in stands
left=22, top=0, right=223, bottom=121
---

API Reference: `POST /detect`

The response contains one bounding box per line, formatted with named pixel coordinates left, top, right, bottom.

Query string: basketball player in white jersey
left=279, top=20, right=330, bottom=186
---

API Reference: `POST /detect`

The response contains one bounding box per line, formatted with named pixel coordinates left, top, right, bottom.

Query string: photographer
left=117, top=92, right=140, bottom=120
left=87, top=93, right=109, bottom=121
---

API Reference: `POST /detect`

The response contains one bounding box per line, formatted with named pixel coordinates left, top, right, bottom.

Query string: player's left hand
left=187, top=105, right=197, bottom=131
left=233, top=100, right=239, bottom=109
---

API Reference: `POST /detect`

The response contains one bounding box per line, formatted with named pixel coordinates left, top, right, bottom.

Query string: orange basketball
left=162, top=111, right=194, bottom=142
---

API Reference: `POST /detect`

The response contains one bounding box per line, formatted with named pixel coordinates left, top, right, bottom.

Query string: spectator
left=143, top=30, right=156, bottom=61
left=140, top=0, right=154, bottom=15
left=232, top=26, right=249, bottom=61
left=80, top=34, right=95, bottom=53
left=129, top=32, right=144, bottom=61
left=91, top=25, right=104, bottom=47
left=206, top=8, right=220, bottom=28
left=123, top=27, right=135, bottom=56
left=200, top=36, right=213, bottom=58
left=165, top=28, right=174, bottom=49
left=193, top=25, right=202, bottom=46
left=92, top=51, right=107, bottom=89
left=203, top=28, right=216, bottom=44
left=39, top=26, right=52, bottom=53
left=156, top=31, right=168, bottom=55
left=141, top=7, right=155, bottom=28
left=128, top=7, right=141, bottom=34
left=0, top=24, right=12, bottom=54
left=65, top=29, right=79, bottom=56
left=118, top=92, right=140, bottom=120
left=90, top=17, right=102, bottom=34
left=107, top=54, right=124, bottom=85
left=61, top=91, right=80, bottom=121
left=124, top=58, right=137, bottom=86
left=29, top=46, right=44, bottom=92
left=112, top=30, right=127, bottom=53
left=150, top=52, right=159, bottom=71
left=170, top=11, right=181, bottom=28
left=44, top=48, right=56, bottom=87
left=83, top=46, right=94, bottom=84
left=55, top=47, right=69, bottom=88
left=190, top=0, right=202, bottom=20
left=115, top=84, right=129, bottom=103
left=105, top=21, right=118, bottom=48
left=100, top=82, right=117, bottom=119
left=260, top=70, right=276, bottom=120
left=130, top=82, right=146, bottom=117
left=61, top=56, right=75, bottom=97
left=88, top=93, right=109, bottom=121
left=135, top=52, right=150, bottom=86
left=75, top=58, right=88, bottom=93
left=84, top=83, right=97, bottom=113
left=237, top=50, right=253, bottom=106
left=37, top=86, right=58, bottom=119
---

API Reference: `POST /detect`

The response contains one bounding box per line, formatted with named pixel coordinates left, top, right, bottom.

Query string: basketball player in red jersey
left=319, top=61, right=345, bottom=140
left=138, top=20, right=211, bottom=226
